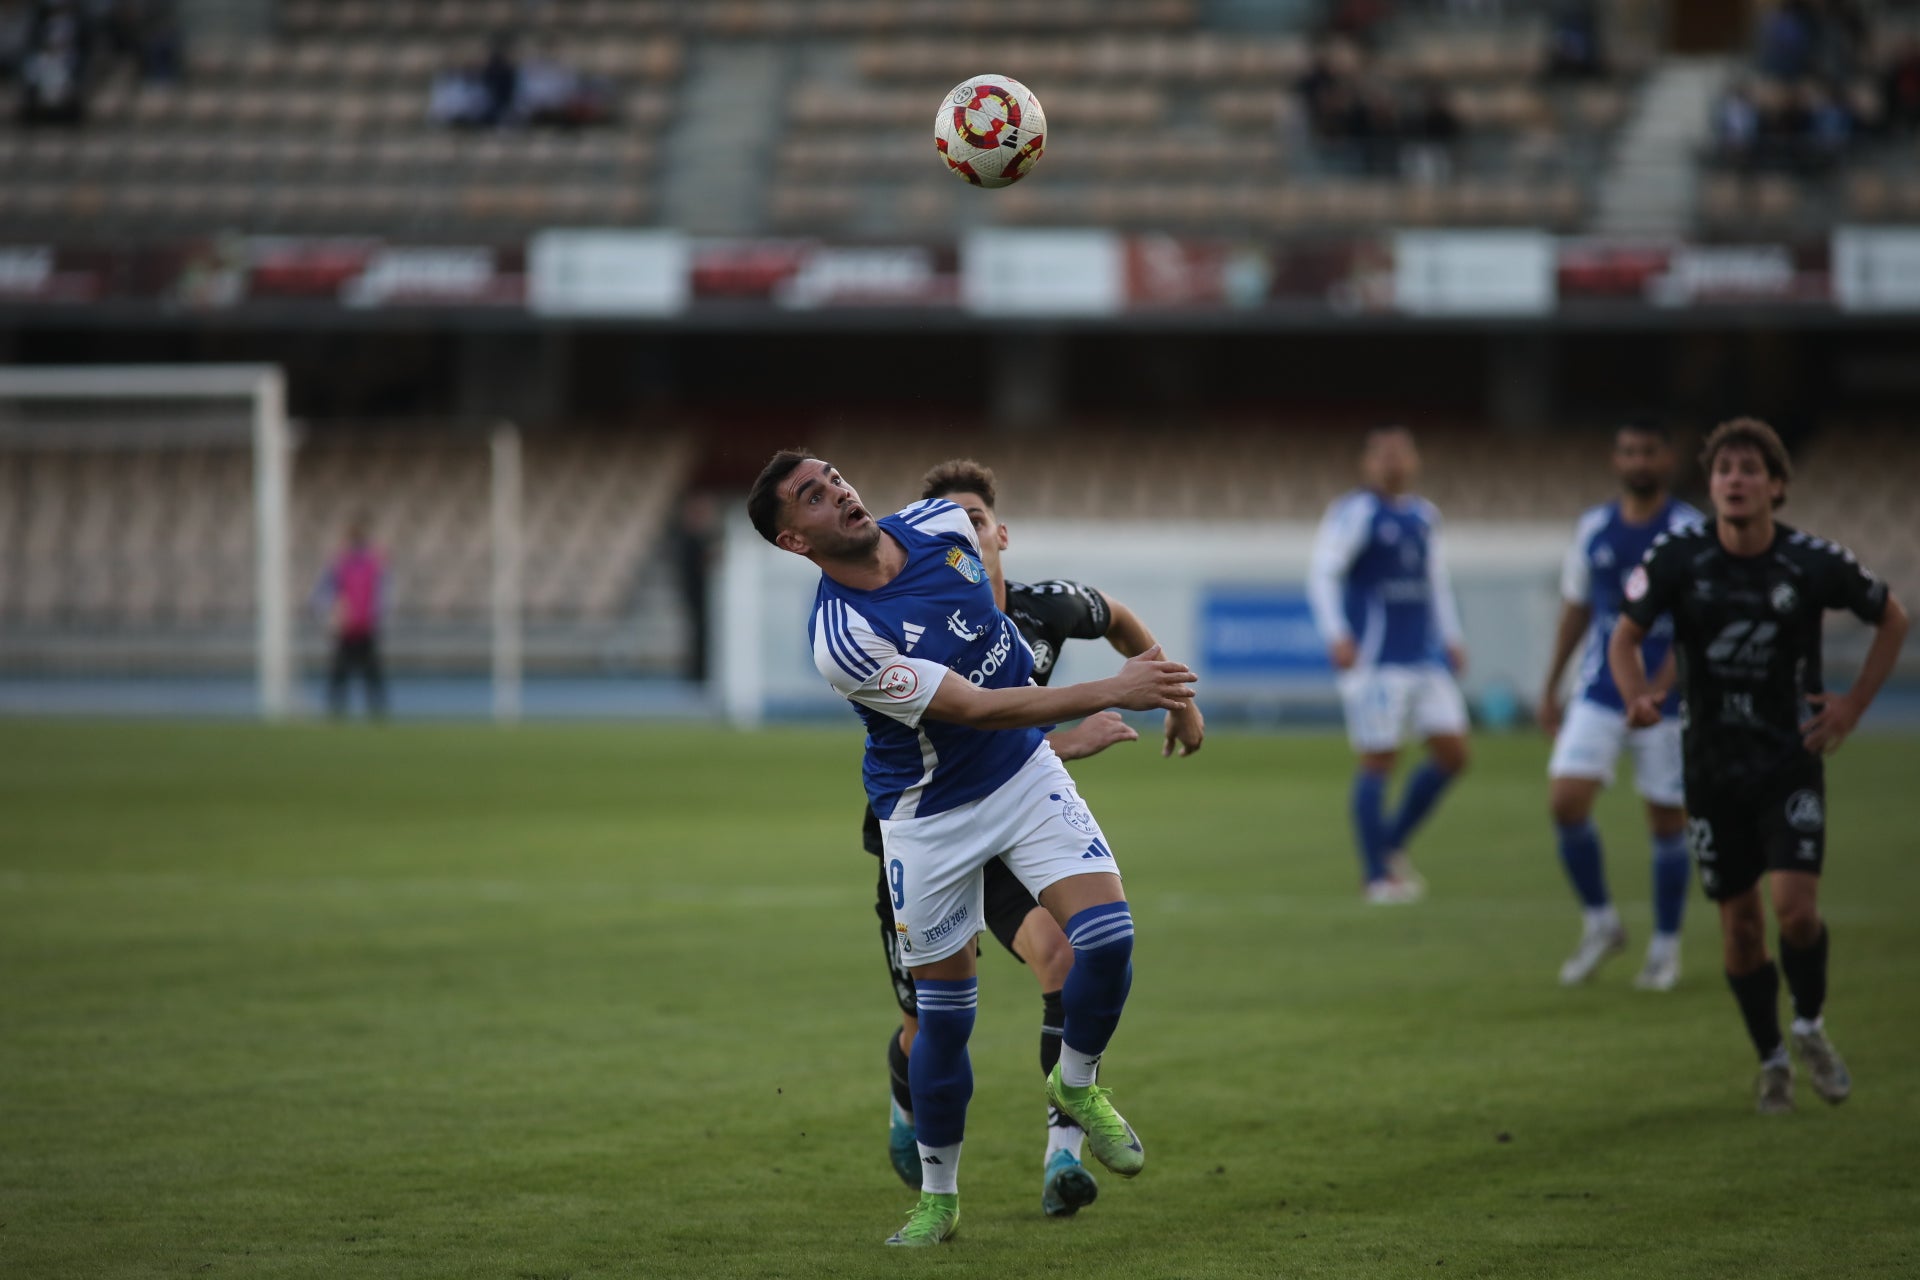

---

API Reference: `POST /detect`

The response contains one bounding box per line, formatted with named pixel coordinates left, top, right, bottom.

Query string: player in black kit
left=1610, top=419, right=1909, bottom=1113
left=871, top=458, right=1205, bottom=1214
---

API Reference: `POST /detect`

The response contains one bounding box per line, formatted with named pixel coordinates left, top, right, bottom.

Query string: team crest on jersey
left=1786, top=790, right=1823, bottom=833
left=1048, top=788, right=1098, bottom=836
left=1029, top=637, right=1056, bottom=675
left=896, top=920, right=912, bottom=955
left=945, top=547, right=985, bottom=584
left=1771, top=582, right=1798, bottom=614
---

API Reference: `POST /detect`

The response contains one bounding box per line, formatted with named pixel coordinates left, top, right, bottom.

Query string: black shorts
left=1684, top=764, right=1826, bottom=902
left=873, top=855, right=1043, bottom=1019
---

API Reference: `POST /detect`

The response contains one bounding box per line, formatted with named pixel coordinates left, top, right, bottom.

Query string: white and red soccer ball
left=933, top=76, right=1047, bottom=188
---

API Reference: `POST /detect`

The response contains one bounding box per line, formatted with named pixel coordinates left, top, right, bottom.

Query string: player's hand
left=1537, top=694, right=1562, bottom=737
left=1050, top=711, right=1138, bottom=762
left=1625, top=694, right=1662, bottom=729
left=1163, top=701, right=1205, bottom=758
left=1447, top=643, right=1469, bottom=676
left=1110, top=644, right=1197, bottom=712
left=1329, top=637, right=1357, bottom=671
left=1801, top=691, right=1863, bottom=755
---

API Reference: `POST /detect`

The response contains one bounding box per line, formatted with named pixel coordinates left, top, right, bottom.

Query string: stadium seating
left=0, top=430, right=692, bottom=638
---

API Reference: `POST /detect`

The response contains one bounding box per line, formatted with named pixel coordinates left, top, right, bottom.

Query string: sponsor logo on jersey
left=946, top=609, right=984, bottom=641
left=1029, top=637, right=1056, bottom=676
left=1786, top=789, right=1824, bottom=833
left=923, top=902, right=970, bottom=947
left=966, top=619, right=1017, bottom=685
left=1594, top=543, right=1616, bottom=569
left=878, top=663, right=921, bottom=700
left=945, top=547, right=985, bottom=584
left=1624, top=565, right=1649, bottom=602
left=1770, top=582, right=1798, bottom=614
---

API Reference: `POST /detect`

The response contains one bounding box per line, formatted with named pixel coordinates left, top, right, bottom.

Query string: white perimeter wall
left=717, top=517, right=1573, bottom=727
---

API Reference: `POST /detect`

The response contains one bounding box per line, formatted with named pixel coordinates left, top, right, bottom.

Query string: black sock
left=887, top=1026, right=913, bottom=1116
left=1040, top=988, right=1065, bottom=1082
left=1726, top=961, right=1785, bottom=1062
left=1778, top=925, right=1830, bottom=1025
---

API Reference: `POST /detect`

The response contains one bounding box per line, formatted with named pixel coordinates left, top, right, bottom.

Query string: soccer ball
left=933, top=76, right=1047, bottom=188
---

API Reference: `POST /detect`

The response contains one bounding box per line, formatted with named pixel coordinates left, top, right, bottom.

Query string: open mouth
left=844, top=504, right=871, bottom=529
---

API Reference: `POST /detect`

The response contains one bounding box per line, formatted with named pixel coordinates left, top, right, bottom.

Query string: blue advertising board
left=1199, top=588, right=1332, bottom=681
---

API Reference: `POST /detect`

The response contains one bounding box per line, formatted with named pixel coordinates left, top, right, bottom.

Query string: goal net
left=0, top=366, right=528, bottom=721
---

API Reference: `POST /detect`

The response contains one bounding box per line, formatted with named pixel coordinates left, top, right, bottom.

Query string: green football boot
left=1046, top=1064, right=1144, bottom=1178
left=885, top=1192, right=959, bottom=1247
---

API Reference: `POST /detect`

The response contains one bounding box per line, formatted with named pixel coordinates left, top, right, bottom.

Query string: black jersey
left=862, top=577, right=1114, bottom=855
left=1620, top=520, right=1890, bottom=791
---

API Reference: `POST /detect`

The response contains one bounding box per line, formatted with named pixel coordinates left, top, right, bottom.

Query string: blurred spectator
left=1403, top=83, right=1461, bottom=184
left=1543, top=0, right=1605, bottom=80
left=1759, top=1, right=1817, bottom=81
left=479, top=34, right=518, bottom=125
left=673, top=494, right=719, bottom=684
left=16, top=0, right=90, bottom=124
left=429, top=33, right=614, bottom=129
left=1884, top=39, right=1920, bottom=132
left=0, top=2, right=33, bottom=77
left=1715, top=83, right=1762, bottom=159
left=315, top=518, right=389, bottom=721
left=1324, top=0, right=1389, bottom=49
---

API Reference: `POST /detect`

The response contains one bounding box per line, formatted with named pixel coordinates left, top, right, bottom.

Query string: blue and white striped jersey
left=1308, top=489, right=1463, bottom=668
left=1562, top=496, right=1702, bottom=712
left=810, top=498, right=1042, bottom=820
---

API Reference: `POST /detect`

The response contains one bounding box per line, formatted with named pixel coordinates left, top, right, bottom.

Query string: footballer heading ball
left=933, top=76, right=1047, bottom=188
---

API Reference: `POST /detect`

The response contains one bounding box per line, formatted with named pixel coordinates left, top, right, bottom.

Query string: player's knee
left=1028, top=927, right=1075, bottom=991
left=1431, top=737, right=1469, bottom=775
left=1774, top=900, right=1822, bottom=949
left=1720, top=902, right=1768, bottom=967
left=1549, top=791, right=1589, bottom=828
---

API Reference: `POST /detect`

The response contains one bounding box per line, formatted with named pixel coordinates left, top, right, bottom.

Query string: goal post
left=0, top=364, right=294, bottom=719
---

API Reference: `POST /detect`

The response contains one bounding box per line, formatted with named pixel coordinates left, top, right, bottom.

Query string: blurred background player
left=313, top=516, right=388, bottom=720
left=1538, top=422, right=1701, bottom=990
left=1309, top=426, right=1470, bottom=903
left=748, top=451, right=1195, bottom=1245
left=1612, top=419, right=1908, bottom=1113
left=873, top=459, right=1204, bottom=1219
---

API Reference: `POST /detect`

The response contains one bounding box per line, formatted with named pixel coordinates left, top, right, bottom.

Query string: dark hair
left=1615, top=418, right=1670, bottom=443
left=746, top=448, right=814, bottom=545
left=920, top=458, right=998, bottom=510
left=1701, top=417, right=1791, bottom=508
left=1364, top=424, right=1413, bottom=445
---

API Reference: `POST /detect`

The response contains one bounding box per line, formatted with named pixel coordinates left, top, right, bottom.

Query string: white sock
left=917, top=1141, right=961, bottom=1195
left=1791, top=1016, right=1824, bottom=1037
left=1762, top=1045, right=1790, bottom=1070
left=1058, top=1044, right=1101, bottom=1088
left=1045, top=1109, right=1085, bottom=1164
left=1583, top=905, right=1621, bottom=935
left=1646, top=932, right=1679, bottom=959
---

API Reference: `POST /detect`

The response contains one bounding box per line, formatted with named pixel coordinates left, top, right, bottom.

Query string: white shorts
left=1547, top=697, right=1685, bottom=807
left=879, top=741, right=1119, bottom=968
left=1337, top=664, right=1469, bottom=753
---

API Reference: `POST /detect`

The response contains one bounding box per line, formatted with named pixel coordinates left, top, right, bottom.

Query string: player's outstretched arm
left=1103, top=596, right=1205, bottom=757
left=925, top=645, right=1196, bottom=731
left=1803, top=592, right=1909, bottom=754
left=1538, top=600, right=1591, bottom=735
left=1607, top=614, right=1661, bottom=728
left=1048, top=711, right=1139, bottom=761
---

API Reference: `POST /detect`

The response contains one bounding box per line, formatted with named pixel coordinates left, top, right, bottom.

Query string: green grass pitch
left=4, top=720, right=1918, bottom=1279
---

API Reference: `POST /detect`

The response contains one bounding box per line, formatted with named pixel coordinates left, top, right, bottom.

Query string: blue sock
left=1350, top=770, right=1391, bottom=883
left=1059, top=903, right=1134, bottom=1082
left=1556, top=820, right=1610, bottom=910
left=1387, top=761, right=1457, bottom=851
left=908, top=977, right=976, bottom=1148
left=1651, top=831, right=1691, bottom=935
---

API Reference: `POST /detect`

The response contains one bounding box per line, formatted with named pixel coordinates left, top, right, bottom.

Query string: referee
left=1609, top=419, right=1908, bottom=1113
